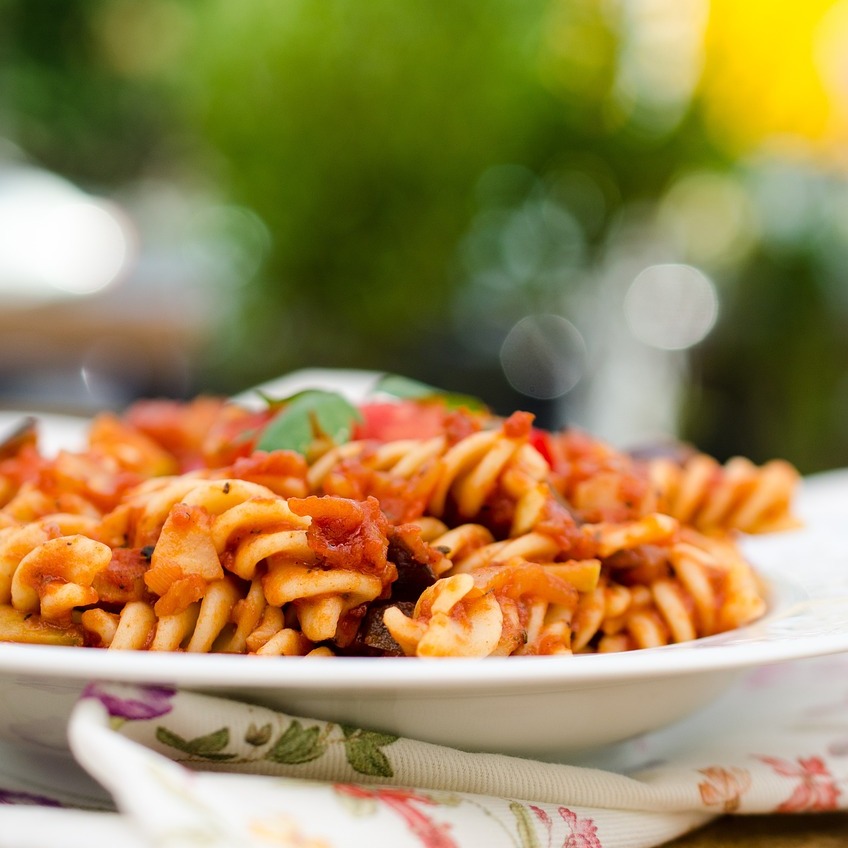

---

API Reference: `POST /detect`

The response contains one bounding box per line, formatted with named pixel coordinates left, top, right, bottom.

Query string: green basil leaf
left=255, top=389, right=290, bottom=411
left=375, top=374, right=487, bottom=412
left=256, top=390, right=362, bottom=454
left=374, top=374, right=438, bottom=399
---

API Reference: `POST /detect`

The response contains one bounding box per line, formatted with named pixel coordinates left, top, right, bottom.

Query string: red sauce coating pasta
left=0, top=389, right=798, bottom=656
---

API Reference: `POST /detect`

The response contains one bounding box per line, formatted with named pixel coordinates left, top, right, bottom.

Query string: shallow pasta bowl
left=0, top=564, right=840, bottom=762
left=1, top=376, right=848, bottom=761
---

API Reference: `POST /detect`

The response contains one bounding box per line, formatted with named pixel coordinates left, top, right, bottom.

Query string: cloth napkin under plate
left=0, top=652, right=846, bottom=848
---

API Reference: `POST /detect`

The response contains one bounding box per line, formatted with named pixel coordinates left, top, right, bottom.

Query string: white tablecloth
left=1, top=652, right=846, bottom=848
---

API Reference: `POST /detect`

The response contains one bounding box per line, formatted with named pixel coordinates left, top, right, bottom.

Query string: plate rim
left=0, top=566, right=843, bottom=692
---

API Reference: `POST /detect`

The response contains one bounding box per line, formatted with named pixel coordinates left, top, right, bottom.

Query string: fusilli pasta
left=0, top=381, right=798, bottom=657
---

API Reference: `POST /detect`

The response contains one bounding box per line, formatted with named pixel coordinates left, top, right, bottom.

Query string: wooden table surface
left=665, top=812, right=848, bottom=846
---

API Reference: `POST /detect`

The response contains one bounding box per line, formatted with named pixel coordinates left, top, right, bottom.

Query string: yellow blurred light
left=541, top=0, right=708, bottom=137
left=701, top=0, right=845, bottom=155
left=816, top=0, right=848, bottom=138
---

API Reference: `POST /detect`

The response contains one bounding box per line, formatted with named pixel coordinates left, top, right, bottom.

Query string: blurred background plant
left=2, top=0, right=848, bottom=473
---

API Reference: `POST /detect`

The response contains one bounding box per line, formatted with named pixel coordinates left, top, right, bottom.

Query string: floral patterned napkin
left=0, top=652, right=846, bottom=848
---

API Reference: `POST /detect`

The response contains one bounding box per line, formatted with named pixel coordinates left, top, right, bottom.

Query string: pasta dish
left=0, top=376, right=799, bottom=658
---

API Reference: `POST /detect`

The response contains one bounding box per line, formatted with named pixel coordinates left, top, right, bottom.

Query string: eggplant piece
left=386, top=531, right=439, bottom=602
left=343, top=601, right=415, bottom=657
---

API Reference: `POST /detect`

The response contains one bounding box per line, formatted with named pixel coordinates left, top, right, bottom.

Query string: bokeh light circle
left=624, top=263, right=718, bottom=350
left=0, top=167, right=132, bottom=299
left=499, top=314, right=587, bottom=399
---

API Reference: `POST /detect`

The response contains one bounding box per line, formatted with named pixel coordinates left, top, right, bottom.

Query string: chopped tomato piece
left=529, top=428, right=554, bottom=467
left=201, top=408, right=276, bottom=468
left=289, top=495, right=391, bottom=578
left=503, top=410, right=534, bottom=439
left=352, top=402, right=447, bottom=442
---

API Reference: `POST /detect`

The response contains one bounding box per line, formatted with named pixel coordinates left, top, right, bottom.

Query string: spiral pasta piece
left=428, top=416, right=549, bottom=521
left=0, top=512, right=106, bottom=605
left=127, top=487, right=388, bottom=648
left=306, top=413, right=550, bottom=531
left=382, top=557, right=583, bottom=657
left=439, top=512, right=674, bottom=576
left=79, top=575, right=315, bottom=655
left=645, top=454, right=800, bottom=534
left=569, top=528, right=767, bottom=653
left=11, top=534, right=113, bottom=620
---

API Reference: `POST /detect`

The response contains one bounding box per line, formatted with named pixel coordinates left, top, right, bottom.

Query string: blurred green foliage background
left=2, top=0, right=848, bottom=474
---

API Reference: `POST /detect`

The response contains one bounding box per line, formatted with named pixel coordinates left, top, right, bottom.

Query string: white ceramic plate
left=1, top=373, right=847, bottom=761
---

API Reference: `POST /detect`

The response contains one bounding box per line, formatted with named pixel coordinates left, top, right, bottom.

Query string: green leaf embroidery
left=244, top=722, right=273, bottom=747
left=155, top=726, right=236, bottom=761
left=263, top=720, right=328, bottom=765
left=340, top=725, right=398, bottom=777
left=256, top=390, right=362, bottom=454
left=509, top=801, right=542, bottom=848
left=340, top=725, right=398, bottom=747
left=375, top=373, right=487, bottom=412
